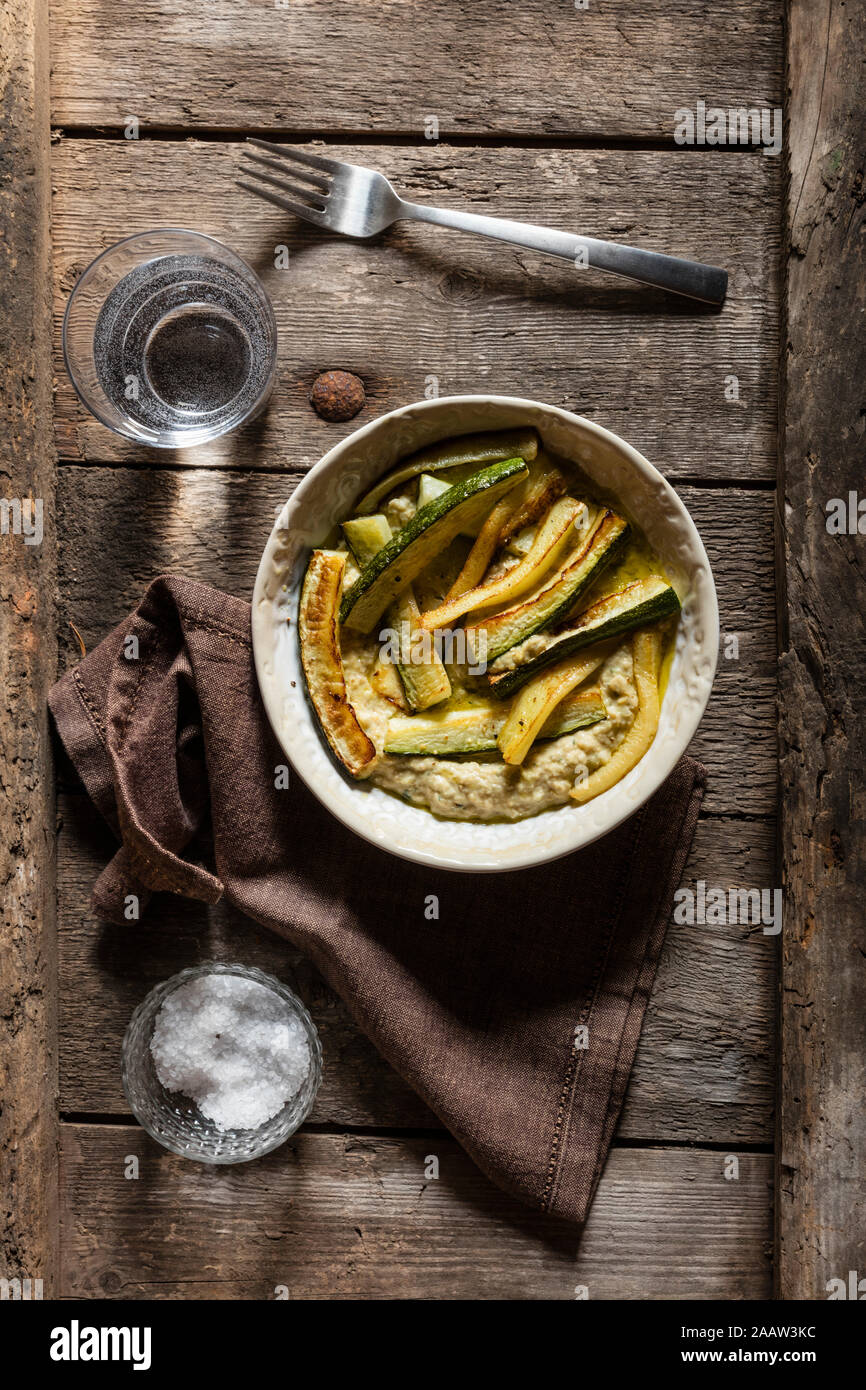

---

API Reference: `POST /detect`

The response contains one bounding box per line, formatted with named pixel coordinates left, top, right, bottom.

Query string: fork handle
left=399, top=201, right=727, bottom=306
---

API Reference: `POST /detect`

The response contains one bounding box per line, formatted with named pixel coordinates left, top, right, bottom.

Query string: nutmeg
left=309, top=370, right=366, bottom=422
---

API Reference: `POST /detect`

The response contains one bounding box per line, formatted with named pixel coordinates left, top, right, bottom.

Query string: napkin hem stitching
left=539, top=810, right=642, bottom=1213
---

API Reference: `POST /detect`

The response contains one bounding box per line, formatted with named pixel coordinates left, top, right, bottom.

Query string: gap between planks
left=57, top=1113, right=776, bottom=1159
left=54, top=127, right=775, bottom=154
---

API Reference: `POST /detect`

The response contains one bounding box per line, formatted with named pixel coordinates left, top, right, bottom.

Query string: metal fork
left=237, top=139, right=727, bottom=306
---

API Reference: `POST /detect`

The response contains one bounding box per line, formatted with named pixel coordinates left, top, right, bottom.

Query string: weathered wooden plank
left=51, top=140, right=780, bottom=481
left=54, top=464, right=778, bottom=815
left=0, top=0, right=59, bottom=1297
left=56, top=796, right=776, bottom=1142
left=60, top=1125, right=773, bottom=1299
left=777, top=0, right=866, bottom=1300
left=49, top=0, right=783, bottom=141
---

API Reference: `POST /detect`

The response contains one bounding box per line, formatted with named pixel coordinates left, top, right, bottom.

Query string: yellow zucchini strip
left=446, top=462, right=572, bottom=599
left=498, top=465, right=569, bottom=546
left=419, top=497, right=584, bottom=633
left=569, top=629, right=661, bottom=803
left=371, top=656, right=408, bottom=710
left=497, top=646, right=612, bottom=766
left=299, top=550, right=377, bottom=779
left=447, top=465, right=575, bottom=604
left=444, top=495, right=522, bottom=602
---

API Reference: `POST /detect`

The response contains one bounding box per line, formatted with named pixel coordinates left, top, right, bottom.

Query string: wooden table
left=2, top=0, right=863, bottom=1300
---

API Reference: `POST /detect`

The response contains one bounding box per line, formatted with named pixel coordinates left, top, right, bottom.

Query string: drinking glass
left=63, top=229, right=278, bottom=448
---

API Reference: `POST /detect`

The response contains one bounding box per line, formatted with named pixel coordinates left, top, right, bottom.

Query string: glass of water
left=63, top=229, right=278, bottom=448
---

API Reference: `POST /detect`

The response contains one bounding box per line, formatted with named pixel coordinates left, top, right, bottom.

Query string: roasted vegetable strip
left=383, top=686, right=606, bottom=756
left=542, top=685, right=608, bottom=740
left=443, top=461, right=574, bottom=600
left=341, top=514, right=451, bottom=710
left=354, top=428, right=539, bottom=515
left=384, top=704, right=503, bottom=755
left=570, top=629, right=661, bottom=803
left=370, top=656, right=408, bottom=709
left=340, top=456, right=529, bottom=633
left=419, top=497, right=584, bottom=633
left=299, top=550, right=377, bottom=778
left=497, top=648, right=613, bottom=766
left=487, top=575, right=679, bottom=696
left=498, top=464, right=569, bottom=546
left=466, top=509, right=629, bottom=663
left=444, top=495, right=523, bottom=602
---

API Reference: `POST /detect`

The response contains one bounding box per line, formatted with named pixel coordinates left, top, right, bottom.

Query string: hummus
left=342, top=636, right=639, bottom=821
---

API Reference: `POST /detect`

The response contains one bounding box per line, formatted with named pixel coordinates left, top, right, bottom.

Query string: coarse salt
left=150, top=974, right=312, bottom=1132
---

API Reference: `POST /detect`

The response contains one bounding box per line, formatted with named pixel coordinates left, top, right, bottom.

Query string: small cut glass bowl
left=121, top=962, right=322, bottom=1164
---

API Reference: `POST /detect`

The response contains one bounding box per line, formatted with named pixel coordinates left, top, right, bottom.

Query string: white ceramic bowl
left=252, top=396, right=718, bottom=872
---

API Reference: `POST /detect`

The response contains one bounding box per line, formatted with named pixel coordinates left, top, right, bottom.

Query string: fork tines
left=237, top=139, right=335, bottom=224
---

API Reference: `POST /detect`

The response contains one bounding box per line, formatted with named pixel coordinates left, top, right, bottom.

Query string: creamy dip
left=342, top=636, right=639, bottom=822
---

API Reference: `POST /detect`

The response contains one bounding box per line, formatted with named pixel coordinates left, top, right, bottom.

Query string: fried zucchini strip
left=498, top=464, right=569, bottom=546
left=419, top=497, right=584, bottom=633
left=497, top=647, right=612, bottom=766
left=299, top=550, right=377, bottom=779
left=444, top=495, right=522, bottom=602
left=342, top=514, right=451, bottom=710
left=569, top=628, right=661, bottom=803
left=353, top=429, right=538, bottom=515
left=444, top=464, right=573, bottom=603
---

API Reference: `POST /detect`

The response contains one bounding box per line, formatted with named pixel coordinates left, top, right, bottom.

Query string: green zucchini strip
left=487, top=576, right=680, bottom=696
left=383, top=686, right=606, bottom=757
left=384, top=704, right=503, bottom=756
left=341, top=514, right=451, bottom=711
left=465, top=509, right=630, bottom=664
left=298, top=550, right=377, bottom=779
left=353, top=428, right=538, bottom=515
left=419, top=496, right=585, bottom=633
left=339, top=456, right=529, bottom=633
left=542, top=685, right=608, bottom=740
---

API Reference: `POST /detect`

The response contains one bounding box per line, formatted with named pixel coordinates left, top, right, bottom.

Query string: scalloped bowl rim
left=251, top=395, right=718, bottom=873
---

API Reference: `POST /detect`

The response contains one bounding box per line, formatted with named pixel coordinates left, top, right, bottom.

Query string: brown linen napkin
left=49, top=575, right=705, bottom=1223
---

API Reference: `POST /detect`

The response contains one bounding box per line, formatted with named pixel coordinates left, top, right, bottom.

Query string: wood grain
left=0, top=0, right=59, bottom=1296
left=60, top=1125, right=772, bottom=1299
left=54, top=464, right=779, bottom=816
left=57, top=793, right=776, bottom=1142
left=50, top=140, right=780, bottom=481
left=49, top=0, right=783, bottom=140
left=777, top=0, right=866, bottom=1300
